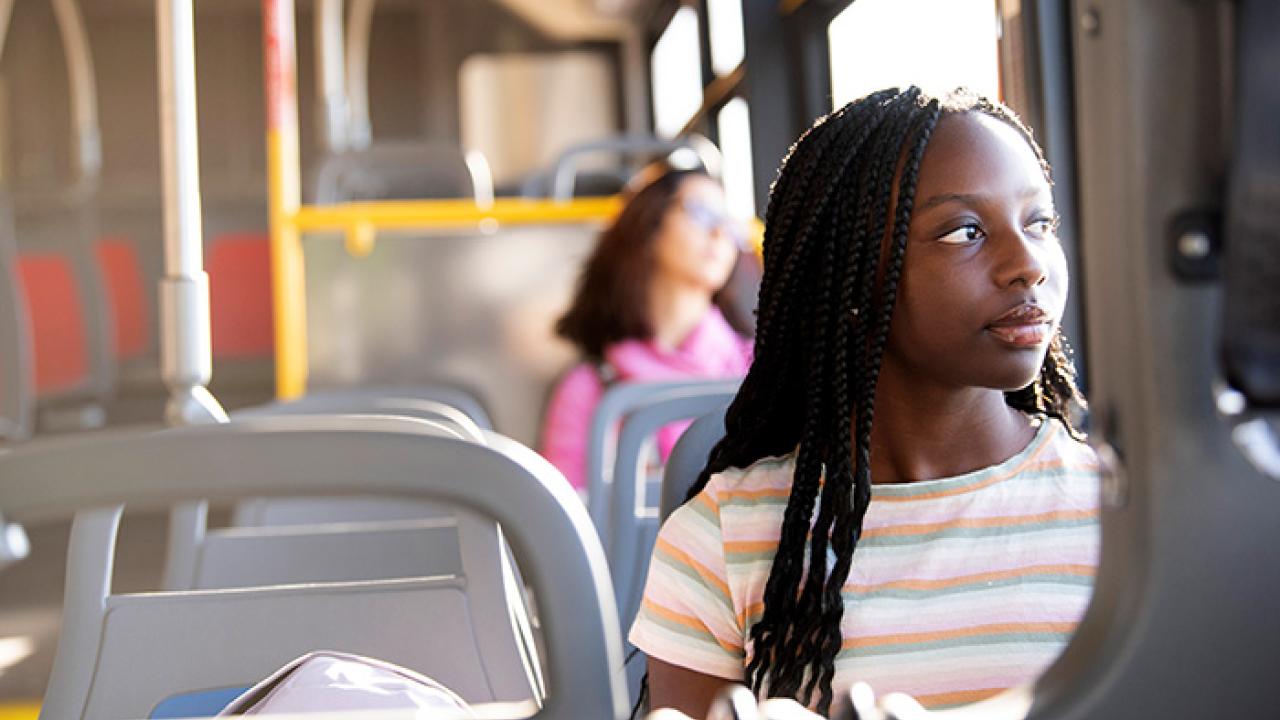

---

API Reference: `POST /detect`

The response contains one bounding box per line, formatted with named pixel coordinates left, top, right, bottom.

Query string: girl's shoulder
left=697, top=451, right=797, bottom=511
left=1036, top=416, right=1104, bottom=474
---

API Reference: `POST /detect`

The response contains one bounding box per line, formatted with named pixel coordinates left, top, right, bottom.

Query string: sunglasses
left=680, top=197, right=749, bottom=250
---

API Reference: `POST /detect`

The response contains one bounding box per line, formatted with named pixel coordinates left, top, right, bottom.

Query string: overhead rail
left=264, top=0, right=623, bottom=399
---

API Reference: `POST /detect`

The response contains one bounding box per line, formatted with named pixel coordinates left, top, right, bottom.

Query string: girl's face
left=652, top=176, right=740, bottom=292
left=885, top=112, right=1068, bottom=392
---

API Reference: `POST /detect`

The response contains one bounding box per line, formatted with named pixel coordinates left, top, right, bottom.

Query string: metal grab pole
left=50, top=0, right=101, bottom=191
left=156, top=0, right=226, bottom=425
left=264, top=0, right=307, bottom=399
left=0, top=0, right=14, bottom=69
left=314, top=0, right=347, bottom=154
left=344, top=0, right=375, bottom=150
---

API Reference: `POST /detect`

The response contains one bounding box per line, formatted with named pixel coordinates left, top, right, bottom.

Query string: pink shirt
left=540, top=309, right=753, bottom=492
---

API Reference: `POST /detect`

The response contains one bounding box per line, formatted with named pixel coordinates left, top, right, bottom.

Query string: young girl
left=628, top=88, right=1100, bottom=716
left=542, top=166, right=755, bottom=495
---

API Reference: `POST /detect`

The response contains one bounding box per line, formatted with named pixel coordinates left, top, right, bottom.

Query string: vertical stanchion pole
left=315, top=0, right=347, bottom=153
left=264, top=0, right=306, bottom=399
left=344, top=0, right=375, bottom=150
left=51, top=0, right=101, bottom=191
left=156, top=0, right=226, bottom=424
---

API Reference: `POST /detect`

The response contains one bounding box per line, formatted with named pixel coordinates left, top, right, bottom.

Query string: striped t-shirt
left=629, top=417, right=1100, bottom=710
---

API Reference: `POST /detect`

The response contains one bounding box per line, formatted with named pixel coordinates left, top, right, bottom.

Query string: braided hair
left=684, top=87, right=1086, bottom=712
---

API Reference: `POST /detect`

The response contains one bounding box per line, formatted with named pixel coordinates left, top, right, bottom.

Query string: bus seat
left=659, top=404, right=729, bottom=523
left=606, top=389, right=737, bottom=702
left=313, top=143, right=490, bottom=204
left=0, top=416, right=624, bottom=719
left=159, top=410, right=542, bottom=703
left=162, top=401, right=481, bottom=590
left=586, top=380, right=740, bottom=541
left=93, top=237, right=149, bottom=362
left=66, top=506, right=523, bottom=716
left=223, top=392, right=487, bottom=528
left=238, top=385, right=493, bottom=433
left=163, top=399, right=482, bottom=584
left=0, top=222, right=32, bottom=442
left=207, top=232, right=273, bottom=360
left=172, top=516, right=463, bottom=590
left=15, top=254, right=90, bottom=397
left=148, top=686, right=248, bottom=718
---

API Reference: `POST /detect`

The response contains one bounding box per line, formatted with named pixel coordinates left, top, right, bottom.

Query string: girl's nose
left=994, top=231, right=1049, bottom=289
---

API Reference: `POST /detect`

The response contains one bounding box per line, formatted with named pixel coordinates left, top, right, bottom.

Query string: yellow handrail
left=292, top=196, right=622, bottom=233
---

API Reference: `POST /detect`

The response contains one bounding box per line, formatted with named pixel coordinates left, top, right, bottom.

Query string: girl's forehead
left=916, top=113, right=1049, bottom=198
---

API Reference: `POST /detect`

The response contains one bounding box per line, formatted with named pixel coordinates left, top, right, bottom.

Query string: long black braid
left=681, top=88, right=1086, bottom=713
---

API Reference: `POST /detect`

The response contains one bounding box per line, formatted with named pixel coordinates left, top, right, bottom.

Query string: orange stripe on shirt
left=655, top=537, right=732, bottom=599
left=861, top=507, right=1098, bottom=538
left=842, top=621, right=1079, bottom=650
left=724, top=540, right=779, bottom=555
left=844, top=563, right=1097, bottom=593
left=742, top=564, right=1096, bottom=617
left=717, top=486, right=792, bottom=503
left=912, top=687, right=1008, bottom=708
left=641, top=599, right=744, bottom=654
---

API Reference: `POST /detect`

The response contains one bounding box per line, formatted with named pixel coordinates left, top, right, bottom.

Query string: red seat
left=208, top=233, right=274, bottom=359
left=16, top=253, right=89, bottom=395
left=95, top=236, right=149, bottom=361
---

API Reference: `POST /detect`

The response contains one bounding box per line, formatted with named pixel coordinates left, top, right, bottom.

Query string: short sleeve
left=628, top=483, right=745, bottom=680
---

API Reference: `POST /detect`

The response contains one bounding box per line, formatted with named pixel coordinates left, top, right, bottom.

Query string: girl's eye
left=1025, top=215, right=1061, bottom=239
left=937, top=224, right=984, bottom=245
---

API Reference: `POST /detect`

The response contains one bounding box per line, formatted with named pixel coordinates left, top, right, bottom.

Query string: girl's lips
left=986, top=322, right=1052, bottom=348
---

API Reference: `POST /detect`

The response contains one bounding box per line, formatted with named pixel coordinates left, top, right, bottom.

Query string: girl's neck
left=648, top=273, right=714, bottom=352
left=863, top=363, right=1038, bottom=485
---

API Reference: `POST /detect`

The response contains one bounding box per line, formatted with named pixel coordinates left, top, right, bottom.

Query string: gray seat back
left=313, top=142, right=490, bottom=205
left=0, top=415, right=627, bottom=720
left=14, top=197, right=115, bottom=414
left=607, top=390, right=737, bottom=702
left=164, top=393, right=487, bottom=590
left=659, top=403, right=729, bottom=523
left=586, top=380, right=740, bottom=534
left=0, top=199, right=32, bottom=442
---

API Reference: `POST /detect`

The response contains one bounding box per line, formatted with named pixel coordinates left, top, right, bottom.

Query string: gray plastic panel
left=0, top=415, right=628, bottom=720
left=659, top=404, right=728, bottom=523
left=0, top=197, right=33, bottom=442
left=162, top=404, right=475, bottom=589
left=586, top=380, right=740, bottom=534
left=235, top=392, right=490, bottom=436
left=607, top=390, right=737, bottom=703
left=191, top=518, right=463, bottom=589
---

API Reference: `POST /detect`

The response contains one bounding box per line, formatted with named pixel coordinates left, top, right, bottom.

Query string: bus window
left=651, top=7, right=703, bottom=138
left=828, top=0, right=1001, bottom=108
left=706, top=0, right=745, bottom=77
left=716, top=97, right=755, bottom=220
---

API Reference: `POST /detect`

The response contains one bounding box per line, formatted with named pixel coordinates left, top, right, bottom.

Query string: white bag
left=217, top=650, right=475, bottom=717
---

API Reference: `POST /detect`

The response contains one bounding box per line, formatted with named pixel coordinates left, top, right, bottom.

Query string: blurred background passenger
left=541, top=165, right=755, bottom=495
